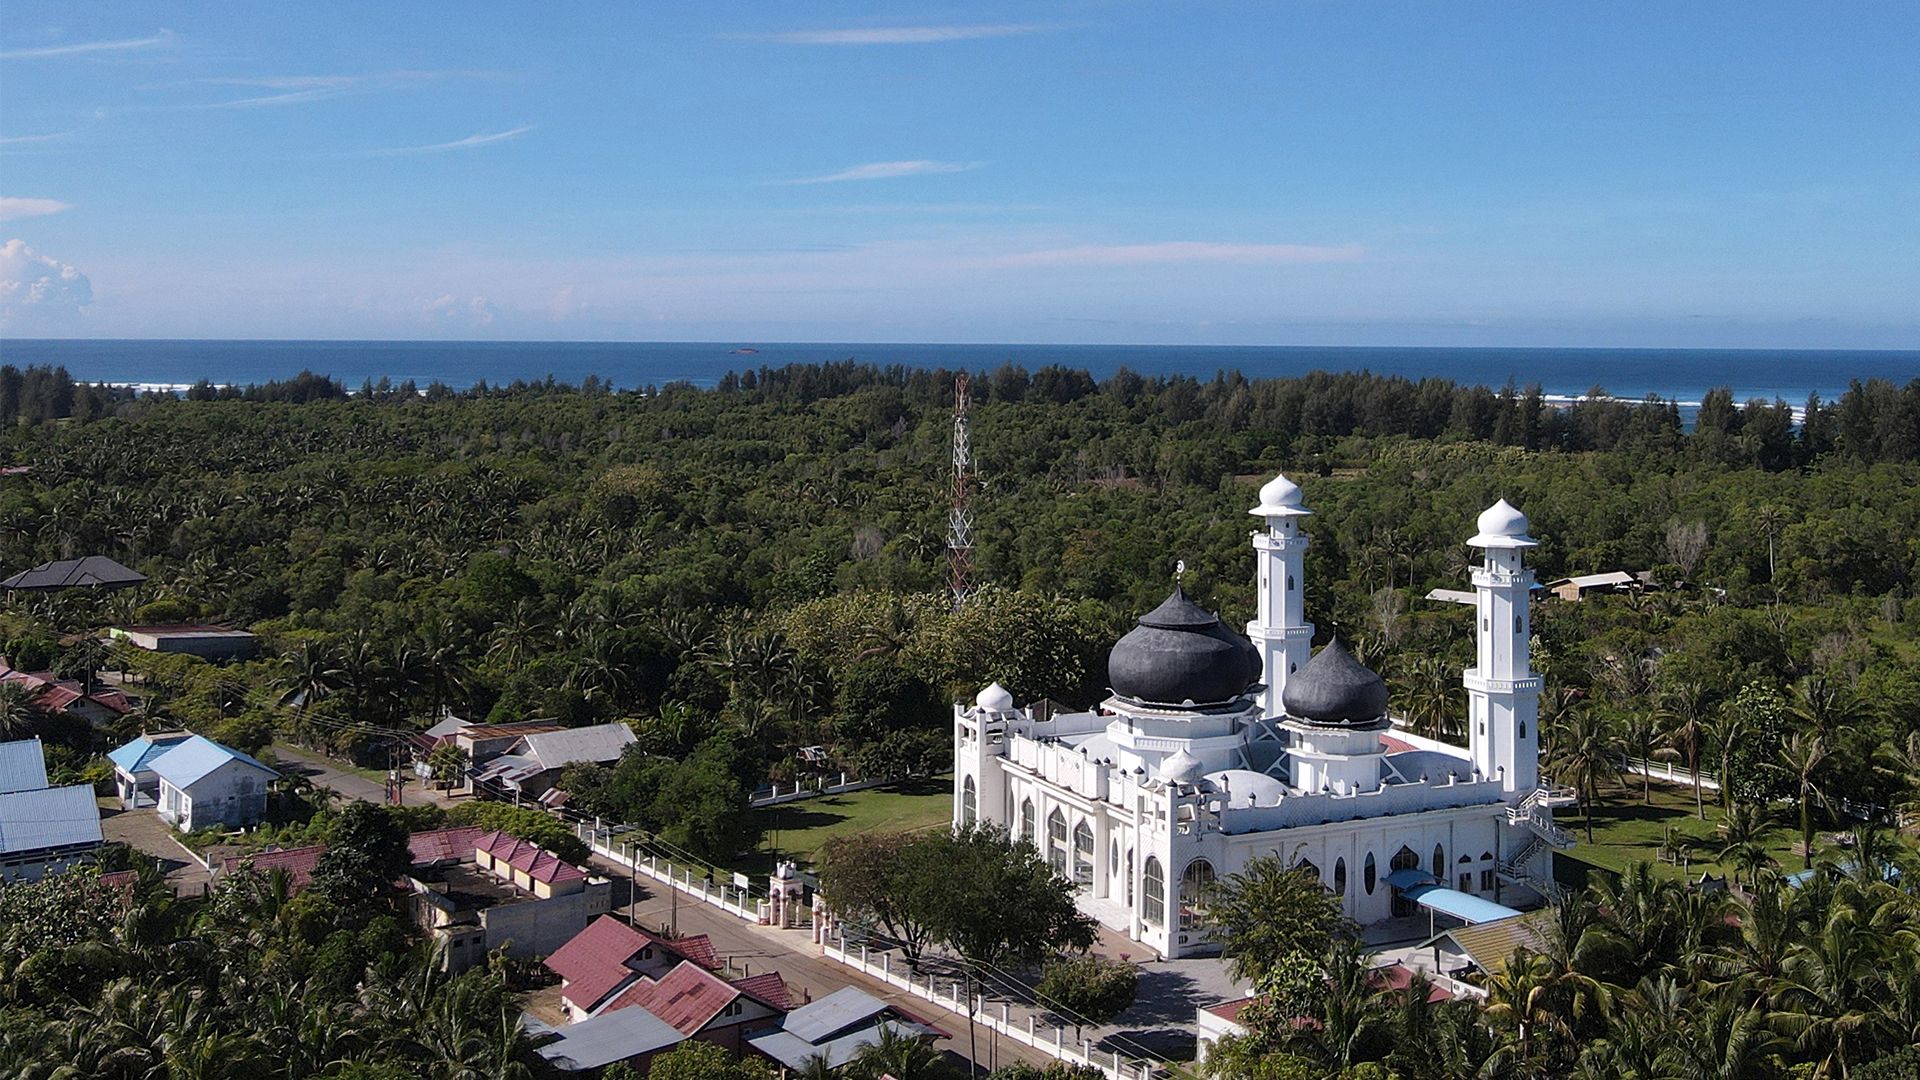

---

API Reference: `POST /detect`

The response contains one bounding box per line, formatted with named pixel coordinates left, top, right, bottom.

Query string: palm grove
left=0, top=360, right=1917, bottom=1074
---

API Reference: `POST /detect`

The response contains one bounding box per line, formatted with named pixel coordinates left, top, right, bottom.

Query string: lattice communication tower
left=948, top=373, right=977, bottom=609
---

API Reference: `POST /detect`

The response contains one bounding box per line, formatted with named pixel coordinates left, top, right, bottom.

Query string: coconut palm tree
left=1772, top=904, right=1880, bottom=1079
left=1701, top=710, right=1748, bottom=814
left=0, top=682, right=43, bottom=741
left=1779, top=733, right=1830, bottom=870
left=1617, top=709, right=1662, bottom=804
left=1719, top=803, right=1774, bottom=888
left=1547, top=705, right=1619, bottom=842
left=1657, top=985, right=1788, bottom=1080
left=1658, top=680, right=1714, bottom=820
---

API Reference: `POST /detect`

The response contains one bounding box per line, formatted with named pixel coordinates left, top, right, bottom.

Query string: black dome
left=1281, top=638, right=1389, bottom=724
left=1107, top=587, right=1262, bottom=707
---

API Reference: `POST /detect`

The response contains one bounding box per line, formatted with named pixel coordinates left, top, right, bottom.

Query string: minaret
left=1247, top=473, right=1314, bottom=717
left=1464, top=499, right=1543, bottom=795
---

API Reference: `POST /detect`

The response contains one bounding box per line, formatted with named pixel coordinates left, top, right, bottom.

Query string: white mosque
left=952, top=475, right=1574, bottom=958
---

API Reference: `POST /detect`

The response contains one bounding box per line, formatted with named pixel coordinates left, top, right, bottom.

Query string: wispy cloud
left=996, top=241, right=1366, bottom=267
left=0, top=129, right=80, bottom=146
left=171, top=69, right=500, bottom=110
left=367, top=126, right=534, bottom=156
left=0, top=29, right=173, bottom=60
left=786, top=160, right=983, bottom=184
left=742, top=24, right=1050, bottom=45
left=0, top=197, right=74, bottom=221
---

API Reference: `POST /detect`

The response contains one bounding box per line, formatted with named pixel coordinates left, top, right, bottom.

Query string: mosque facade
left=952, top=475, right=1573, bottom=958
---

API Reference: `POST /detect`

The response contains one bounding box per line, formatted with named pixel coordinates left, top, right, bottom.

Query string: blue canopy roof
left=1384, top=867, right=1439, bottom=890
left=1403, top=883, right=1522, bottom=924
left=108, top=732, right=193, bottom=775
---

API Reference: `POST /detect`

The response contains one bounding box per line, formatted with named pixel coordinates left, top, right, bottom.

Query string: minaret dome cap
left=1249, top=472, right=1313, bottom=518
left=975, top=681, right=1015, bottom=712
left=1467, top=498, right=1539, bottom=549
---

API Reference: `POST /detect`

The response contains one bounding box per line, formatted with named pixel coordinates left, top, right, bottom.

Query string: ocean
left=0, top=338, right=1914, bottom=406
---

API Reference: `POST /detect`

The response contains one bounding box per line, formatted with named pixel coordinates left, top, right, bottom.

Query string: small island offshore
left=1, top=360, right=1918, bottom=1078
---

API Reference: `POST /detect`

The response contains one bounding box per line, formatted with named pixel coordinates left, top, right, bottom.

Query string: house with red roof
left=403, top=829, right=611, bottom=972
left=545, top=915, right=723, bottom=1020
left=216, top=826, right=491, bottom=891
left=532, top=956, right=795, bottom=1073
left=3, top=665, right=137, bottom=725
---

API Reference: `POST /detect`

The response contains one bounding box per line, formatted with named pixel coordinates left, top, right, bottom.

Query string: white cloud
left=422, top=294, right=495, bottom=327
left=179, top=69, right=501, bottom=110
left=370, top=126, right=533, bottom=156
left=786, top=160, right=983, bottom=184
left=743, top=24, right=1050, bottom=45
left=0, top=239, right=93, bottom=324
left=0, top=198, right=73, bottom=221
left=996, top=241, right=1366, bottom=267
left=0, top=29, right=173, bottom=60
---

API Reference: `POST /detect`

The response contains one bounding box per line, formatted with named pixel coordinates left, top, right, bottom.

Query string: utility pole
left=948, top=373, right=977, bottom=610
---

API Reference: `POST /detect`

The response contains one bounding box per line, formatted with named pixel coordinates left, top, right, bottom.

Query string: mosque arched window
left=1143, top=857, right=1166, bottom=926
left=1047, top=810, right=1069, bottom=876
left=1019, top=799, right=1035, bottom=846
left=1293, top=857, right=1320, bottom=884
left=1072, top=822, right=1095, bottom=885
left=1363, top=853, right=1377, bottom=895
left=1391, top=846, right=1420, bottom=873
left=1432, top=844, right=1445, bottom=879
left=1333, top=857, right=1347, bottom=897
left=1179, top=859, right=1217, bottom=931
left=961, top=776, right=977, bottom=826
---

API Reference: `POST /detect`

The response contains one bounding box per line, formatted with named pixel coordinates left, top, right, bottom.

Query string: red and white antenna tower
left=948, top=373, right=977, bottom=609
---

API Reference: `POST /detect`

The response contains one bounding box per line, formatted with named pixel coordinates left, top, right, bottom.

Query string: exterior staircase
left=1497, top=787, right=1577, bottom=901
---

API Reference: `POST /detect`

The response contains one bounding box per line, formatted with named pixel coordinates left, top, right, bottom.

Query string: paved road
left=602, top=855, right=1055, bottom=1074
left=271, top=743, right=458, bottom=810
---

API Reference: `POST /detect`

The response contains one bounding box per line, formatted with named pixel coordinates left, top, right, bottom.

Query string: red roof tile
left=732, top=972, right=791, bottom=1012
left=475, top=829, right=587, bottom=885
left=547, top=916, right=656, bottom=1012
left=611, top=963, right=746, bottom=1034
left=1380, top=734, right=1416, bottom=754
left=223, top=845, right=326, bottom=889
left=407, top=825, right=487, bottom=865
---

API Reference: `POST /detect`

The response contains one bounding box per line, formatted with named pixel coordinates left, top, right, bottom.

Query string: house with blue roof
left=108, top=731, right=194, bottom=809
left=110, top=733, right=279, bottom=832
left=0, top=737, right=104, bottom=883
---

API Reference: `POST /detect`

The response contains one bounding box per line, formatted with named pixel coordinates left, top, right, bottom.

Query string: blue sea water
left=0, top=338, right=1914, bottom=405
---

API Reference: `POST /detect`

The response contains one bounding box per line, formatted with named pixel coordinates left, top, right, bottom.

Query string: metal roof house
left=472, top=722, right=636, bottom=799
left=0, top=737, right=52, bottom=794
left=111, top=734, right=279, bottom=832
left=0, top=737, right=104, bottom=883
left=107, top=731, right=194, bottom=809
left=746, top=986, right=944, bottom=1072
left=1, top=555, right=147, bottom=591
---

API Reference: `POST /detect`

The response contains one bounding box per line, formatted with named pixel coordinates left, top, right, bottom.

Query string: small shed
left=1545, top=572, right=1639, bottom=601
left=110, top=625, right=259, bottom=662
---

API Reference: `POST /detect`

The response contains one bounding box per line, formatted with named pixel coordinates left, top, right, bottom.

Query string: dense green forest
left=1, top=360, right=1918, bottom=1077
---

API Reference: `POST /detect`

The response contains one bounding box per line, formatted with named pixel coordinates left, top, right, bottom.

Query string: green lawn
left=742, top=775, right=953, bottom=876
left=1557, top=778, right=1807, bottom=885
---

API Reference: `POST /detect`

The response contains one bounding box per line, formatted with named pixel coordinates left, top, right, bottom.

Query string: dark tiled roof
left=2, top=556, right=146, bottom=590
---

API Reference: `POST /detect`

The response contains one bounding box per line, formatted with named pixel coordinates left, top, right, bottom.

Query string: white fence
left=750, top=773, right=893, bottom=808
left=821, top=935, right=1164, bottom=1080
left=1619, top=757, right=1723, bottom=793
left=576, top=824, right=766, bottom=923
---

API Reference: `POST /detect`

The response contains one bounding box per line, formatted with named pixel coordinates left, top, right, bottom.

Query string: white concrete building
left=953, top=477, right=1573, bottom=958
left=132, top=734, right=279, bottom=832
left=0, top=737, right=104, bottom=883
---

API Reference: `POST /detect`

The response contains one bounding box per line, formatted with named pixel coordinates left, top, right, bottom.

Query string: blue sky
left=2, top=3, right=1916, bottom=347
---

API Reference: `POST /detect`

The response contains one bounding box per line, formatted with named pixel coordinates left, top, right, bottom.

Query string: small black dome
left=1281, top=638, right=1389, bottom=724
left=1108, top=587, right=1261, bottom=707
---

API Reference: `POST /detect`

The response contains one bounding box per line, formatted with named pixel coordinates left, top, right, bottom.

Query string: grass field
left=743, top=776, right=953, bottom=875
left=1557, top=778, right=1808, bottom=885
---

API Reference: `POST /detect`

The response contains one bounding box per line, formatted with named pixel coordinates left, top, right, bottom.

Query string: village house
left=544, top=914, right=722, bottom=1020
left=1196, top=965, right=1452, bottom=1063
left=405, top=829, right=613, bottom=971
left=533, top=956, right=791, bottom=1073
left=1, top=555, right=146, bottom=591
left=108, top=733, right=279, bottom=832
left=0, top=737, right=104, bottom=883
left=217, top=825, right=490, bottom=891
left=1543, top=570, right=1645, bottom=601
left=745, top=986, right=946, bottom=1073
left=107, top=731, right=194, bottom=809
left=471, top=722, right=637, bottom=800
left=405, top=718, right=564, bottom=792
left=0, top=665, right=137, bottom=725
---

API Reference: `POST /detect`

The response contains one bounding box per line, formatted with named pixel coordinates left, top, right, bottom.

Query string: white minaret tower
left=1247, top=473, right=1314, bottom=718
left=1465, top=499, right=1543, bottom=795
